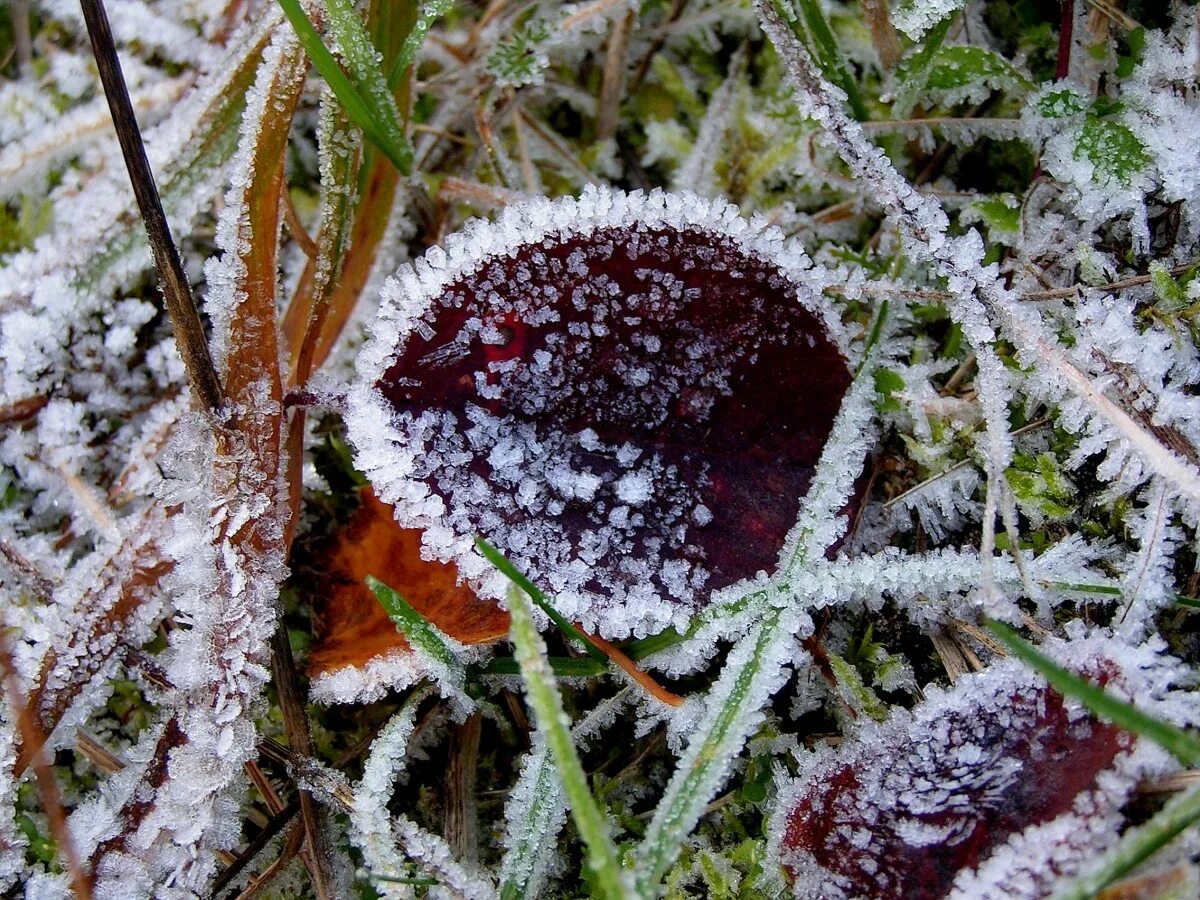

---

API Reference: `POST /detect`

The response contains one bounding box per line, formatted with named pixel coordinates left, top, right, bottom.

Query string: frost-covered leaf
left=961, top=194, right=1021, bottom=245
left=307, top=487, right=508, bottom=704
left=920, top=45, right=1029, bottom=105
left=770, top=639, right=1187, bottom=900
left=347, top=186, right=851, bottom=638
left=891, top=0, right=965, bottom=41
left=1075, top=117, right=1153, bottom=187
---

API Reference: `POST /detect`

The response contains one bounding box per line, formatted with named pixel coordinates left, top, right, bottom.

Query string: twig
left=79, top=0, right=225, bottom=414
left=0, top=633, right=93, bottom=899
left=268, top=626, right=337, bottom=899
left=596, top=9, right=635, bottom=141
left=12, top=0, right=33, bottom=74
left=209, top=798, right=302, bottom=897
left=860, top=0, right=901, bottom=70
left=1056, top=0, right=1076, bottom=81
left=444, top=713, right=482, bottom=865
left=627, top=0, right=688, bottom=96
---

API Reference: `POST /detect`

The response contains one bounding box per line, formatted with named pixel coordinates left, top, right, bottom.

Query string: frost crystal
left=348, top=186, right=852, bottom=637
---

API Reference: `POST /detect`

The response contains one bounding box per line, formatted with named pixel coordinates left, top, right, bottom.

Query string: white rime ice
left=78, top=26, right=304, bottom=895
left=351, top=688, right=496, bottom=899
left=756, top=0, right=1200, bottom=511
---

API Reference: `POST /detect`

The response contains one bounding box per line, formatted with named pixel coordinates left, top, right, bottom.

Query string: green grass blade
left=475, top=536, right=607, bottom=664
left=506, top=584, right=632, bottom=900
left=786, top=0, right=868, bottom=121
left=366, top=575, right=463, bottom=683
left=387, top=0, right=453, bottom=89
left=321, top=0, right=412, bottom=172
left=1053, top=783, right=1200, bottom=900
left=275, top=0, right=411, bottom=173
left=1176, top=594, right=1200, bottom=610
left=477, top=657, right=607, bottom=677
left=633, top=605, right=795, bottom=892
left=986, top=620, right=1200, bottom=767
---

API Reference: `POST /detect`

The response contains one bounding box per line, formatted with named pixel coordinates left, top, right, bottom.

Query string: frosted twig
left=0, top=633, right=92, bottom=899
left=80, top=0, right=225, bottom=414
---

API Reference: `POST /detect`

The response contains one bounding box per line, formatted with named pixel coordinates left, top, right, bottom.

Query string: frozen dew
left=348, top=186, right=852, bottom=637
left=770, top=637, right=1187, bottom=900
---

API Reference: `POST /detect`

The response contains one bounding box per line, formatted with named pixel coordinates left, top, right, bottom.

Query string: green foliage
left=1007, top=452, right=1076, bottom=524
left=276, top=0, right=412, bottom=173
left=1075, top=116, right=1152, bottom=186
left=923, top=44, right=1030, bottom=95
left=827, top=648, right=890, bottom=721
left=506, top=584, right=632, bottom=900
left=486, top=18, right=551, bottom=87
left=873, top=367, right=905, bottom=412
left=365, top=575, right=463, bottom=683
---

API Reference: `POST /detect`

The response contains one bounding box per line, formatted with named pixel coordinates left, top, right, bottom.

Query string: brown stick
left=444, top=712, right=482, bottom=865
left=597, top=10, right=635, bottom=141
left=79, top=0, right=225, bottom=414
left=268, top=627, right=337, bottom=899
left=0, top=633, right=93, bottom=899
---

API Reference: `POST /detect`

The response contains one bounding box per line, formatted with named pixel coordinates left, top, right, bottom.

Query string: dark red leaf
left=774, top=653, right=1146, bottom=900
left=348, top=189, right=851, bottom=635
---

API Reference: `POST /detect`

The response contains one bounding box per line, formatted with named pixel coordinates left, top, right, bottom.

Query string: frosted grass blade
left=276, top=0, right=412, bottom=173
left=387, top=0, right=453, bottom=89
left=1054, top=783, right=1200, bottom=900
left=476, top=536, right=607, bottom=664
left=783, top=0, right=868, bottom=121
left=366, top=575, right=464, bottom=679
left=506, top=584, right=632, bottom=900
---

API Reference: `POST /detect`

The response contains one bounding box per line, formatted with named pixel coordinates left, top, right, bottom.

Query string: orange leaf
left=307, top=487, right=509, bottom=679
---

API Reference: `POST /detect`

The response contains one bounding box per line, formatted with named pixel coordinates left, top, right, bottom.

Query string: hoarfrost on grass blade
left=347, top=185, right=854, bottom=638
left=755, top=0, right=1200, bottom=510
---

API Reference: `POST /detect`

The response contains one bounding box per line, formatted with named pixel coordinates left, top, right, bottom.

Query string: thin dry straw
left=79, top=0, right=226, bottom=414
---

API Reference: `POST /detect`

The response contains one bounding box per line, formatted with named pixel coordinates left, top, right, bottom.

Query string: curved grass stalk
left=507, top=585, right=632, bottom=900
left=755, top=0, right=1200, bottom=510
left=498, top=690, right=634, bottom=900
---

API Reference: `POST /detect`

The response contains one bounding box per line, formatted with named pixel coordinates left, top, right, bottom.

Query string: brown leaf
left=307, top=487, right=509, bottom=679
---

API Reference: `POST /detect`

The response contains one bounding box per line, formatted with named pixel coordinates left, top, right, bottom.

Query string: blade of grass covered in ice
left=276, top=0, right=411, bottom=174
left=366, top=575, right=465, bottom=688
left=475, top=536, right=607, bottom=664
left=507, top=584, right=632, bottom=900
left=633, top=322, right=886, bottom=892
left=387, top=0, right=453, bottom=89
left=498, top=690, right=634, bottom=900
left=777, top=0, right=868, bottom=121
left=985, top=620, right=1200, bottom=767
left=1053, top=783, right=1200, bottom=900
left=633, top=605, right=799, bottom=893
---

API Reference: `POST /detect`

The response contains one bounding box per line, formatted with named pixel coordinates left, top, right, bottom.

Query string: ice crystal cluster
left=0, top=0, right=1199, bottom=898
